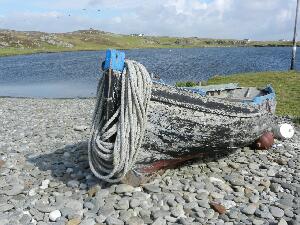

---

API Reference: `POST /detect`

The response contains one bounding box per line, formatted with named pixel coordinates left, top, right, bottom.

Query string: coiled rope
left=88, top=60, right=152, bottom=182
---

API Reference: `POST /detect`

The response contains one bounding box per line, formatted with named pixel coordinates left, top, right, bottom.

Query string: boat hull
left=134, top=83, right=276, bottom=170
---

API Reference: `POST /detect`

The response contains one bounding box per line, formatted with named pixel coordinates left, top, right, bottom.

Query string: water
left=0, top=47, right=297, bottom=98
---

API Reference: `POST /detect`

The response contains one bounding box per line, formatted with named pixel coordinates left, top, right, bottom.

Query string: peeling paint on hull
left=134, top=83, right=276, bottom=171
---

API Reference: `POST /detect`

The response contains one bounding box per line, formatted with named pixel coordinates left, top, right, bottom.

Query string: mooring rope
left=88, top=60, right=152, bottom=182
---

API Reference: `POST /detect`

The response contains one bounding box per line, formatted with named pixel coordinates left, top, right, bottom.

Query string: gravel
left=0, top=98, right=299, bottom=225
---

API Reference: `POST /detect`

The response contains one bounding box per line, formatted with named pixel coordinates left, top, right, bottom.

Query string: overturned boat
left=88, top=49, right=276, bottom=185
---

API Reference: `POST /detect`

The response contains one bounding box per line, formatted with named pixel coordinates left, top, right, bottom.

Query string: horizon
left=0, top=0, right=297, bottom=41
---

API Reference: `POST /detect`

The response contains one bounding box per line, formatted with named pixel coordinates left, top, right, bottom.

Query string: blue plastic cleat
left=102, top=49, right=125, bottom=72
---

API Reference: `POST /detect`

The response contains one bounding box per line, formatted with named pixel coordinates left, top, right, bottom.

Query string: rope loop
left=88, top=60, right=152, bottom=182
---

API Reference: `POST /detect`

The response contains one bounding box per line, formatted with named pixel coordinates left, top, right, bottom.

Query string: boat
left=88, top=49, right=276, bottom=185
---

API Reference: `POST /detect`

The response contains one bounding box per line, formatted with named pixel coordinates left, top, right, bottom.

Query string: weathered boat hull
left=133, top=82, right=276, bottom=172
left=89, top=49, right=277, bottom=184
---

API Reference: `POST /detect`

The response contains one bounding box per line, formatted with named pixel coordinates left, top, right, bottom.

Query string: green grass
left=206, top=71, right=300, bottom=119
left=176, top=81, right=199, bottom=87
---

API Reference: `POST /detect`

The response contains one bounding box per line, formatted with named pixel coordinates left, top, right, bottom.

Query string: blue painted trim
left=244, top=85, right=276, bottom=105
left=103, top=49, right=125, bottom=72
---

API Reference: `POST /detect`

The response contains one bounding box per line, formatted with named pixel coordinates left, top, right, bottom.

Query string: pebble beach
left=0, top=97, right=299, bottom=225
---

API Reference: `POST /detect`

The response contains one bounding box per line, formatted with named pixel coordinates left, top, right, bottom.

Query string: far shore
left=0, top=29, right=297, bottom=57
left=0, top=45, right=297, bottom=58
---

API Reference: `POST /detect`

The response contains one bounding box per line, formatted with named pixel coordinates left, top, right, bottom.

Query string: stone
left=99, top=207, right=115, bottom=218
left=28, top=188, right=37, bottom=196
left=270, top=183, right=281, bottom=193
left=209, top=177, right=225, bottom=184
left=152, top=217, right=166, bottom=225
left=40, top=179, right=50, bottom=189
left=143, top=184, right=161, bottom=193
left=96, top=215, right=106, bottom=223
left=152, top=210, right=170, bottom=219
left=116, top=184, right=134, bottom=193
left=64, top=199, right=84, bottom=218
left=106, top=216, right=124, bottom=225
left=249, top=195, right=259, bottom=203
left=171, top=205, right=185, bottom=218
left=279, top=196, right=294, bottom=207
left=79, top=183, right=87, bottom=190
left=88, top=186, right=99, bottom=197
left=4, top=183, right=25, bottom=195
left=228, top=209, right=239, bottom=219
left=198, top=200, right=210, bottom=209
left=67, top=180, right=80, bottom=188
left=19, top=214, right=32, bottom=225
left=126, top=217, right=144, bottom=225
left=165, top=215, right=177, bottom=223
left=67, top=218, right=81, bottom=225
left=80, top=218, right=96, bottom=225
left=30, top=208, right=44, bottom=221
left=210, top=192, right=224, bottom=199
left=269, top=206, right=284, bottom=218
left=0, top=160, right=5, bottom=168
left=224, top=174, right=245, bottom=186
left=252, top=219, right=264, bottom=225
left=228, top=162, right=240, bottom=169
left=267, top=167, right=277, bottom=177
left=63, top=152, right=71, bottom=158
left=210, top=202, right=226, bottom=214
left=74, top=125, right=88, bottom=131
left=115, top=198, right=129, bottom=210
left=0, top=203, right=14, bottom=212
left=278, top=218, right=288, bottom=225
left=84, top=201, right=94, bottom=210
left=96, top=189, right=110, bottom=198
left=241, top=204, right=257, bottom=215
left=49, top=210, right=61, bottom=222
left=204, top=209, right=215, bottom=219
left=284, top=209, right=294, bottom=217
left=130, top=198, right=141, bottom=208
left=220, top=200, right=236, bottom=210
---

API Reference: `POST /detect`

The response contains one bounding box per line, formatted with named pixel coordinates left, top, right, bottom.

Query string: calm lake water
left=0, top=47, right=298, bottom=98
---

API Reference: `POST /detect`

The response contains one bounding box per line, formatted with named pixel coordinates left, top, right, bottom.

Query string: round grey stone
left=126, top=217, right=144, bottom=225
left=143, top=184, right=161, bottom=193
left=115, top=184, right=134, bottom=194
left=106, top=216, right=124, bottom=225
left=269, top=206, right=284, bottom=218
left=241, top=204, right=257, bottom=215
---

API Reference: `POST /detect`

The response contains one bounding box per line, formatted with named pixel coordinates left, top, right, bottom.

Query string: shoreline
left=0, top=45, right=295, bottom=58
left=0, top=95, right=97, bottom=100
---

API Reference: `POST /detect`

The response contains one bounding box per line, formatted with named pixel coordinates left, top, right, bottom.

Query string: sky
left=0, top=0, right=297, bottom=40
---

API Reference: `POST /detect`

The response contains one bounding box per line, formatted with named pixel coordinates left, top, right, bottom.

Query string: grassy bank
left=0, top=29, right=297, bottom=57
left=177, top=71, right=300, bottom=120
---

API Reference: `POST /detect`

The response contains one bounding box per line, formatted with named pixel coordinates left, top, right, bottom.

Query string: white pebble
left=40, top=179, right=50, bottom=190
left=28, top=188, right=37, bottom=196
left=66, top=168, right=73, bottom=173
left=133, top=187, right=142, bottom=192
left=209, top=177, right=224, bottom=184
left=49, top=210, right=61, bottom=221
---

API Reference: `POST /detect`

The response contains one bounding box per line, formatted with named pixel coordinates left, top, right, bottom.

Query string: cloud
left=0, top=0, right=297, bottom=40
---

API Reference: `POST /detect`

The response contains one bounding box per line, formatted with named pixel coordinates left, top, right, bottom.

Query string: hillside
left=0, top=29, right=295, bottom=57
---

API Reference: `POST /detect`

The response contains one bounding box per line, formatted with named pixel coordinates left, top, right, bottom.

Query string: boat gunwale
left=150, top=82, right=276, bottom=118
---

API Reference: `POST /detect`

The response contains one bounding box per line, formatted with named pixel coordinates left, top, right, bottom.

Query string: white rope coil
left=88, top=60, right=152, bottom=182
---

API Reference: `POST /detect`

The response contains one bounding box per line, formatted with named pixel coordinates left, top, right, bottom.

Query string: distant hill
left=0, top=29, right=294, bottom=57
